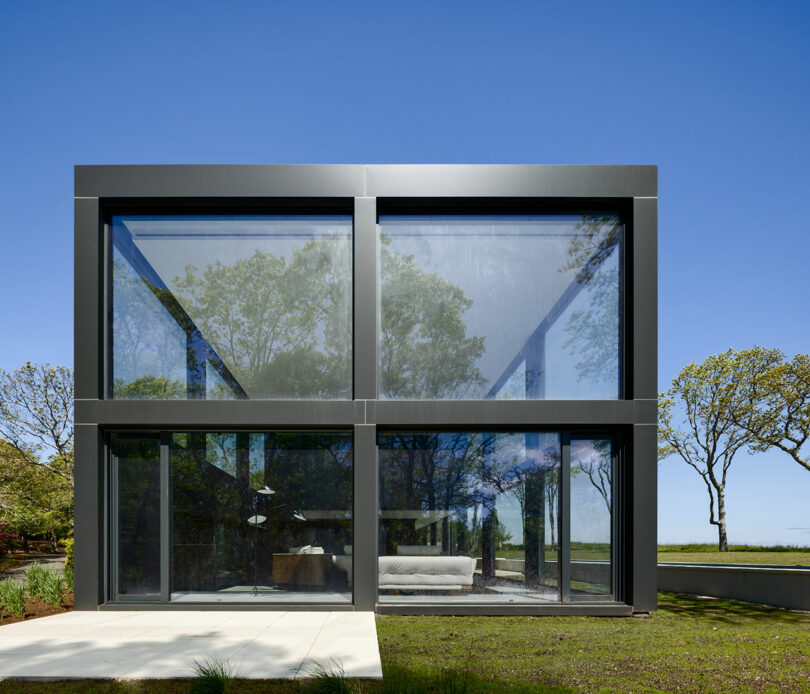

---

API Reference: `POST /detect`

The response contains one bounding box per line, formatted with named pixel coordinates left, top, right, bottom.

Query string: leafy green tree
left=730, top=347, right=810, bottom=473
left=0, top=441, right=72, bottom=551
left=0, top=362, right=73, bottom=485
left=379, top=238, right=485, bottom=399
left=658, top=350, right=759, bottom=551
left=113, top=375, right=184, bottom=399
left=173, top=237, right=352, bottom=399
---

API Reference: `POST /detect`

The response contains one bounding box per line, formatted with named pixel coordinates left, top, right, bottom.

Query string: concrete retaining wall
left=658, top=563, right=810, bottom=612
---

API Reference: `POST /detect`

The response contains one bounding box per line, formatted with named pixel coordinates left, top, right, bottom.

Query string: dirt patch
left=0, top=556, right=23, bottom=574
left=0, top=593, right=73, bottom=626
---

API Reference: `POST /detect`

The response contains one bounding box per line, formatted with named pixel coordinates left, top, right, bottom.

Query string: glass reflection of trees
left=114, top=435, right=161, bottom=596
left=559, top=215, right=622, bottom=390
left=569, top=437, right=614, bottom=598
left=171, top=432, right=352, bottom=598
left=379, top=432, right=561, bottom=596
left=113, top=214, right=621, bottom=401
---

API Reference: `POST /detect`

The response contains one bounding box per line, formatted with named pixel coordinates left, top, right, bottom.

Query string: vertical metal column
left=353, top=424, right=378, bottom=611
left=631, top=195, right=658, bottom=613
left=631, top=424, right=658, bottom=611
left=353, top=195, right=379, bottom=610
left=74, top=423, right=104, bottom=609
left=160, top=432, right=171, bottom=603
left=559, top=431, right=571, bottom=602
left=353, top=197, right=378, bottom=401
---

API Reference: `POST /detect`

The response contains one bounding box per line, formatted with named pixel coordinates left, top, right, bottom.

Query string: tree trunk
left=717, top=488, right=728, bottom=552
left=481, top=506, right=498, bottom=580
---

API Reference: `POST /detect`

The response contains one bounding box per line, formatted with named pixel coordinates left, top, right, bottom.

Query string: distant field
left=658, top=544, right=810, bottom=567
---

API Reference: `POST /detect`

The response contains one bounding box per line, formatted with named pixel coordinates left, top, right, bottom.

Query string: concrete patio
left=0, top=610, right=382, bottom=681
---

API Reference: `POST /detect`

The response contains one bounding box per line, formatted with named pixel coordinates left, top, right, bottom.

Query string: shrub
left=0, top=523, right=19, bottom=559
left=63, top=537, right=74, bottom=570
left=0, top=579, right=26, bottom=619
left=63, top=564, right=74, bottom=591
left=189, top=655, right=235, bottom=694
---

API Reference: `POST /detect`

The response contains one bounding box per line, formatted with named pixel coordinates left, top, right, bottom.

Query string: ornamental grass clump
left=23, top=562, right=48, bottom=597
left=63, top=564, right=74, bottom=591
left=0, top=578, right=26, bottom=619
left=24, top=564, right=65, bottom=607
left=188, top=655, right=235, bottom=694
left=301, top=660, right=360, bottom=694
left=39, top=570, right=66, bottom=608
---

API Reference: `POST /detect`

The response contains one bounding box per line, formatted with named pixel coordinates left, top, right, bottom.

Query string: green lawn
left=658, top=551, right=810, bottom=566
left=375, top=592, right=810, bottom=693
left=2, top=593, right=809, bottom=693
left=658, top=544, right=810, bottom=567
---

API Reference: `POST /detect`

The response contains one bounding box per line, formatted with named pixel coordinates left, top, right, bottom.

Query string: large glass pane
left=378, top=432, right=560, bottom=604
left=378, top=215, right=622, bottom=400
left=111, top=215, right=353, bottom=400
left=112, top=434, right=161, bottom=598
left=569, top=437, right=614, bottom=600
left=171, top=432, right=352, bottom=603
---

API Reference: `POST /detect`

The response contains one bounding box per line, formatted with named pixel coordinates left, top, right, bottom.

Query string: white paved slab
left=0, top=610, right=382, bottom=680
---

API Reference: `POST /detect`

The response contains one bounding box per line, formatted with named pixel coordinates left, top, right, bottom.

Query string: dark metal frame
left=74, top=165, right=657, bottom=615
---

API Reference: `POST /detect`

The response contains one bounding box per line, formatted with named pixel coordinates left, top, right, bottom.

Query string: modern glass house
left=74, top=165, right=657, bottom=615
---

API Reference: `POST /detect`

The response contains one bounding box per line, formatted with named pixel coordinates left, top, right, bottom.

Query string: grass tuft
left=0, top=578, right=26, bottom=618
left=24, top=564, right=65, bottom=607
left=300, top=660, right=360, bottom=694
left=63, top=564, right=74, bottom=592
left=188, top=655, right=235, bottom=694
left=23, top=563, right=48, bottom=597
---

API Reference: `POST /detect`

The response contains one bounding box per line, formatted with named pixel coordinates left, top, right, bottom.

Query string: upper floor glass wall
left=378, top=215, right=623, bottom=400
left=111, top=215, right=353, bottom=400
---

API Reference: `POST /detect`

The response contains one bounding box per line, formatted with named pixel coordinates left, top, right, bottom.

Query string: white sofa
left=332, top=548, right=476, bottom=591
left=378, top=555, right=476, bottom=590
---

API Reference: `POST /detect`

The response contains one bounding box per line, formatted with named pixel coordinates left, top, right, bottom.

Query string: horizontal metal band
left=75, top=398, right=656, bottom=428
left=76, top=165, right=657, bottom=199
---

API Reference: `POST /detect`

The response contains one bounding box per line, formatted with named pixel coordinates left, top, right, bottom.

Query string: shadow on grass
left=373, top=666, right=575, bottom=694
left=0, top=680, right=302, bottom=694
left=0, top=674, right=575, bottom=694
left=659, top=591, right=810, bottom=625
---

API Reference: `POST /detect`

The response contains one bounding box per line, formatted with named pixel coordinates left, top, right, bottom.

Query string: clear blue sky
left=1, top=0, right=808, bottom=545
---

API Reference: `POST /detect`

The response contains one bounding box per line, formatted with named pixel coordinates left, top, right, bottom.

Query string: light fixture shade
left=257, top=485, right=276, bottom=495
left=293, top=511, right=307, bottom=521
left=246, top=514, right=267, bottom=525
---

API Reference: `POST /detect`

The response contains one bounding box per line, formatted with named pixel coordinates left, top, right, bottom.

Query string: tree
left=731, top=347, right=810, bottom=473
left=173, top=237, right=352, bottom=399
left=113, top=375, right=184, bottom=399
left=0, top=362, right=74, bottom=485
left=0, top=441, right=72, bottom=551
left=658, top=350, right=758, bottom=551
left=379, top=238, right=486, bottom=399
left=577, top=439, right=612, bottom=515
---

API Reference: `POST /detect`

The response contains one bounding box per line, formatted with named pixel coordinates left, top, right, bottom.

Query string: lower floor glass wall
left=110, top=429, right=619, bottom=606
left=111, top=434, right=161, bottom=599
left=112, top=431, right=353, bottom=604
left=378, top=431, right=617, bottom=604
